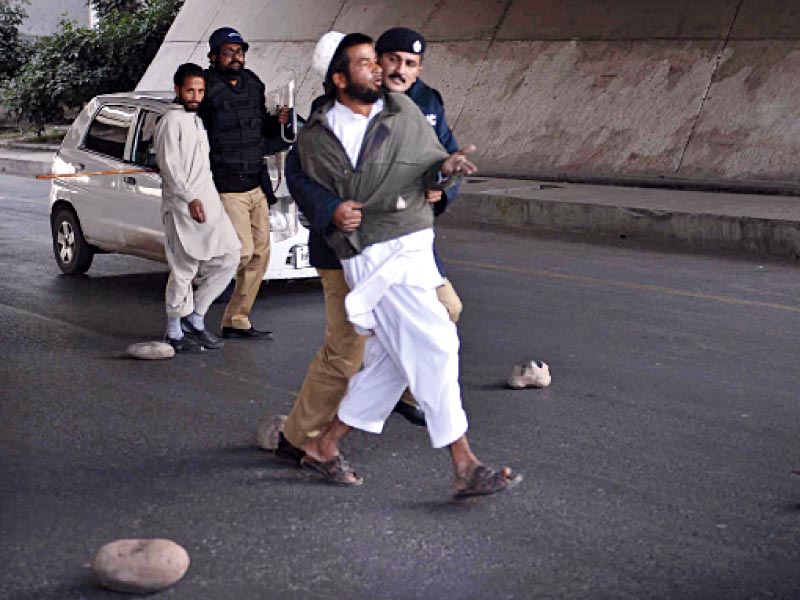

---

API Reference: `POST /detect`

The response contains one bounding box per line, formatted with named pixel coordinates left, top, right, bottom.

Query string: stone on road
left=90, top=538, right=189, bottom=593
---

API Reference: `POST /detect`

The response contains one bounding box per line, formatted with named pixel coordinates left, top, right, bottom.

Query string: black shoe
left=221, top=326, right=274, bottom=340
left=392, top=400, right=426, bottom=427
left=165, top=335, right=205, bottom=354
left=273, top=432, right=305, bottom=467
left=181, top=318, right=224, bottom=350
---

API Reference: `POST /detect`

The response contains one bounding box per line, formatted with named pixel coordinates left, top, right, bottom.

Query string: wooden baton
left=36, top=168, right=155, bottom=180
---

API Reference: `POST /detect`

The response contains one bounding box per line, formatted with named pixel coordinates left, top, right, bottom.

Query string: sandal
left=453, top=465, right=522, bottom=500
left=301, top=454, right=363, bottom=486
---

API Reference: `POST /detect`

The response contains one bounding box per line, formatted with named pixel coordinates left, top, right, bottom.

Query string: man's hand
left=276, top=105, right=290, bottom=125
left=440, top=144, right=477, bottom=178
left=332, top=200, right=363, bottom=232
left=425, top=189, right=443, bottom=203
left=189, top=199, right=206, bottom=223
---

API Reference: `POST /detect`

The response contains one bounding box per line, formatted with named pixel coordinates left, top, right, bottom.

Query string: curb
left=2, top=149, right=799, bottom=260
left=0, top=155, right=53, bottom=177
left=445, top=190, right=800, bottom=260
left=0, top=141, right=60, bottom=152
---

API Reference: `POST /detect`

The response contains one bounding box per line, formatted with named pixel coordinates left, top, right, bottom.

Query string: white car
left=48, top=91, right=315, bottom=280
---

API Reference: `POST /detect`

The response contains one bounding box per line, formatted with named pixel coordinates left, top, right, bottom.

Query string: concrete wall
left=138, top=0, right=800, bottom=185
left=21, top=0, right=91, bottom=37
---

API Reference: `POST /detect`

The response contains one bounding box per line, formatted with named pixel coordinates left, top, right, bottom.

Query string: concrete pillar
left=138, top=0, right=800, bottom=185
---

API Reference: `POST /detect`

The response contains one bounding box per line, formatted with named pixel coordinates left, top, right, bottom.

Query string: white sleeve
left=154, top=114, right=196, bottom=204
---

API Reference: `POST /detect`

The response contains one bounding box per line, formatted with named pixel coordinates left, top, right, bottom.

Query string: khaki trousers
left=220, top=187, right=271, bottom=329
left=282, top=270, right=462, bottom=449
left=283, top=269, right=367, bottom=448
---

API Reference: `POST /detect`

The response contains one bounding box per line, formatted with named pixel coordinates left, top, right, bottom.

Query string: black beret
left=375, top=27, right=426, bottom=55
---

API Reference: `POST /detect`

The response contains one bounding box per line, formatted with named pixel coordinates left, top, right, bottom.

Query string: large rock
left=256, top=415, right=287, bottom=451
left=127, top=341, right=175, bottom=360
left=91, top=538, right=189, bottom=594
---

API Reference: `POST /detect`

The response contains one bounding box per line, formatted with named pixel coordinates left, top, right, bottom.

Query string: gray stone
left=91, top=538, right=189, bottom=594
left=127, top=341, right=175, bottom=360
left=257, top=415, right=287, bottom=451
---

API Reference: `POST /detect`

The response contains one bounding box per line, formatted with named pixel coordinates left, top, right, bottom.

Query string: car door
left=73, top=103, right=137, bottom=250
left=120, top=107, right=166, bottom=261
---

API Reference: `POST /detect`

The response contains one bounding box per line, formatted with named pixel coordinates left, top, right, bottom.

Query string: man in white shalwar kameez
left=155, top=63, right=240, bottom=353
left=295, top=34, right=521, bottom=500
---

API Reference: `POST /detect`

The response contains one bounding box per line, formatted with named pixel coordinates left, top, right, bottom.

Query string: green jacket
left=296, top=91, right=454, bottom=259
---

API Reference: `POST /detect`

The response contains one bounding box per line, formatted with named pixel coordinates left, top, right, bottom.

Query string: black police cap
left=375, top=27, right=426, bottom=56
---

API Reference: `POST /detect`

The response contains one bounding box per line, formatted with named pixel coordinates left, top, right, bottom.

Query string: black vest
left=202, top=68, right=268, bottom=179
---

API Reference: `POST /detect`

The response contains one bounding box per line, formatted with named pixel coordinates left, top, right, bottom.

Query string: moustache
left=388, top=73, right=406, bottom=83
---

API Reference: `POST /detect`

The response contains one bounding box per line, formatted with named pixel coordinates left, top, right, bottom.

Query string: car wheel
left=51, top=207, right=94, bottom=275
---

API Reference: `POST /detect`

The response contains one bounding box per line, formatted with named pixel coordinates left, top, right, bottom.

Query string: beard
left=344, top=75, right=382, bottom=104
left=175, top=96, right=200, bottom=112
left=221, top=60, right=243, bottom=76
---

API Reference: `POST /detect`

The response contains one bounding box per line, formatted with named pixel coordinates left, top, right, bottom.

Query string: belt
left=214, top=173, right=261, bottom=193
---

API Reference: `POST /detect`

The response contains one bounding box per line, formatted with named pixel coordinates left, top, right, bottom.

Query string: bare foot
left=303, top=436, right=336, bottom=464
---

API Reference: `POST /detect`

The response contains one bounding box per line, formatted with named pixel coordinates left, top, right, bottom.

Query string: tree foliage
left=0, top=0, right=28, bottom=80
left=2, top=0, right=182, bottom=133
left=91, top=0, right=142, bottom=19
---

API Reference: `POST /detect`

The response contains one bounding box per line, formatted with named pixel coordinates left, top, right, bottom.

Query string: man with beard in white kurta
left=296, top=35, right=522, bottom=500
left=155, top=63, right=240, bottom=353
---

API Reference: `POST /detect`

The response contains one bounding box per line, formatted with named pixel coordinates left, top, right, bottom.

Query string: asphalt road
left=1, top=174, right=799, bottom=599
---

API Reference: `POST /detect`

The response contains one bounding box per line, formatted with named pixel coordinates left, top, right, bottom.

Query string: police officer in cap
left=376, top=28, right=458, bottom=188
left=374, top=27, right=463, bottom=316
left=199, top=27, right=289, bottom=339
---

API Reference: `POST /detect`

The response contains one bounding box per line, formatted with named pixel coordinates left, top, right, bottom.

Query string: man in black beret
left=375, top=26, right=461, bottom=304
left=374, top=27, right=465, bottom=417
left=376, top=28, right=456, bottom=157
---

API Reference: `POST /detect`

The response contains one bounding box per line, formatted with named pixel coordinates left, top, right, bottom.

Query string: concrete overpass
left=138, top=0, right=800, bottom=187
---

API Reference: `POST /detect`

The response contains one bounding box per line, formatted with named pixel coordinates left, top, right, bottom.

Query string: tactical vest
left=203, top=68, right=267, bottom=177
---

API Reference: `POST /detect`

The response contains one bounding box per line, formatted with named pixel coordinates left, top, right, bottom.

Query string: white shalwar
left=155, top=105, right=240, bottom=318
left=338, top=228, right=468, bottom=448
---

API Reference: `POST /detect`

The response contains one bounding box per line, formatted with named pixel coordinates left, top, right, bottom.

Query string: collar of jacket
left=406, top=78, right=427, bottom=98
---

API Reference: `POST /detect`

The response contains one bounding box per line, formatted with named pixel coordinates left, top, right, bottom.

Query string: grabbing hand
left=440, top=144, right=477, bottom=178
left=332, top=200, right=363, bottom=232
left=276, top=105, right=291, bottom=125
left=425, top=189, right=443, bottom=203
left=189, top=199, right=205, bottom=223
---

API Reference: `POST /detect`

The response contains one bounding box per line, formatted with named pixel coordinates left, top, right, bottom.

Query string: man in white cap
left=276, top=27, right=475, bottom=463
left=283, top=33, right=522, bottom=500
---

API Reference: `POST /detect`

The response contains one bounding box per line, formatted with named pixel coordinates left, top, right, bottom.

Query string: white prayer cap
left=312, top=31, right=345, bottom=79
